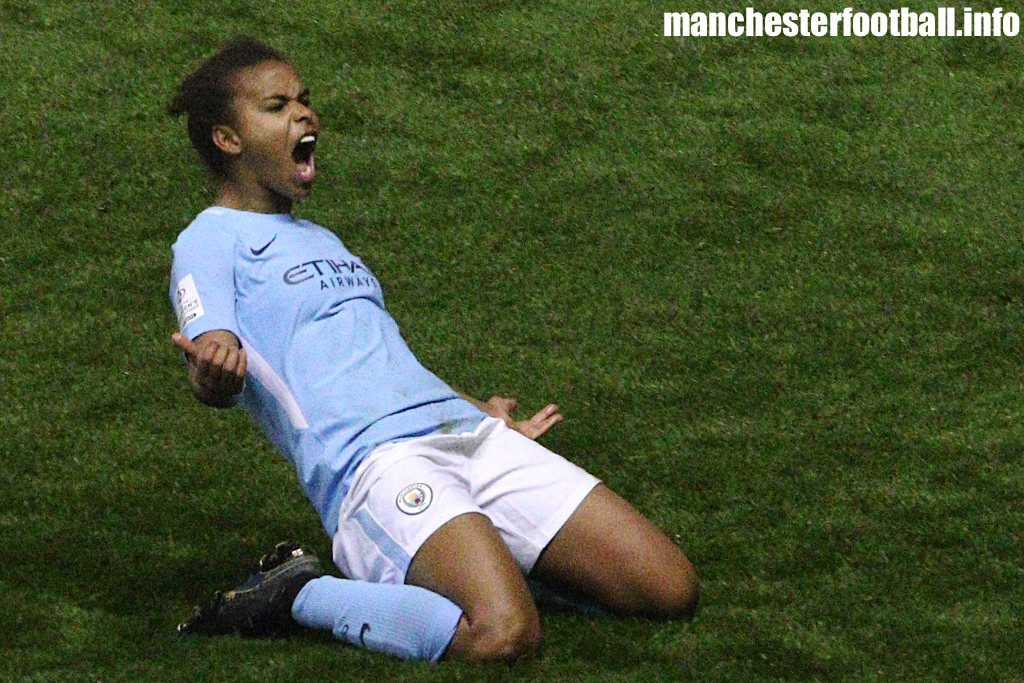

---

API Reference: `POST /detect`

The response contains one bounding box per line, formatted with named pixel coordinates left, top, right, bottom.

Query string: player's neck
left=215, top=178, right=292, bottom=215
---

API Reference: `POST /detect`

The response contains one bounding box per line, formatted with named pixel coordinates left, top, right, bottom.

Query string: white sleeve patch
left=173, top=273, right=206, bottom=330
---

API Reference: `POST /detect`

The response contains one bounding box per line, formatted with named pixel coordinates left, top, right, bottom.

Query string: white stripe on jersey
left=240, top=334, right=310, bottom=429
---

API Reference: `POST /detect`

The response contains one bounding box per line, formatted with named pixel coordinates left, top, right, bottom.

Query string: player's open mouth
left=292, top=133, right=317, bottom=184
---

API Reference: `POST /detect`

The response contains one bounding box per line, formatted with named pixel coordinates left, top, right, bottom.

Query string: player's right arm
left=169, top=220, right=244, bottom=409
left=172, top=330, right=247, bottom=409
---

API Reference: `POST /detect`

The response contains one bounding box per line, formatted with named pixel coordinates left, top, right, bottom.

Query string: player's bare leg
left=405, top=512, right=541, bottom=661
left=530, top=484, right=698, bottom=619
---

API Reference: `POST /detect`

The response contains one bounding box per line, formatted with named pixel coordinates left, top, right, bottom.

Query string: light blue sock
left=291, top=576, right=462, bottom=662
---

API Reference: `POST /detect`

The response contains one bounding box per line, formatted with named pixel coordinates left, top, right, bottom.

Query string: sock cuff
left=419, top=593, right=463, bottom=662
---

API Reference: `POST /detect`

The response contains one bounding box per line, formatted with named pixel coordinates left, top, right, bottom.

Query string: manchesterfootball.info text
left=663, top=7, right=1020, bottom=37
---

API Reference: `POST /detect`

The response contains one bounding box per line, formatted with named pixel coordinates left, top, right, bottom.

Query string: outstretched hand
left=172, top=332, right=247, bottom=406
left=484, top=396, right=563, bottom=440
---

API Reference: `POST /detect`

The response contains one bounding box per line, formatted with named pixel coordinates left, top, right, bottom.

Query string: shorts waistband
left=342, top=417, right=504, bottom=510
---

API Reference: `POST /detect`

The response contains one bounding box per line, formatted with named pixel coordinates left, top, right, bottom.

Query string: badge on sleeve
left=396, top=484, right=433, bottom=515
left=174, top=273, right=206, bottom=329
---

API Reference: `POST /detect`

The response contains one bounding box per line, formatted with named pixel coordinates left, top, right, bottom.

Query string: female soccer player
left=168, top=37, right=698, bottom=663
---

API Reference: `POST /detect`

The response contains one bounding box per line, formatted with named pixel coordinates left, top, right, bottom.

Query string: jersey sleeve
left=169, top=222, right=241, bottom=342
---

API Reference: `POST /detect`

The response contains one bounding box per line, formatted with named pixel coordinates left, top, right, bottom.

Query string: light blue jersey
left=169, top=206, right=485, bottom=535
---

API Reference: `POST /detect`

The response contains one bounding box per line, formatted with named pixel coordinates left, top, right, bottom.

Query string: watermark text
left=663, top=7, right=1020, bottom=37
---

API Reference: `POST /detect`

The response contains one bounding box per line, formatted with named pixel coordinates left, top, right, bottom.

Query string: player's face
left=225, top=60, right=320, bottom=205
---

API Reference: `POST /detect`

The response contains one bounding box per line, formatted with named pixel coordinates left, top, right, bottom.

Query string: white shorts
left=332, top=416, right=601, bottom=585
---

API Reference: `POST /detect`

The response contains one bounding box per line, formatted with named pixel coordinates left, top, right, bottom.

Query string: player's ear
left=212, top=124, right=243, bottom=156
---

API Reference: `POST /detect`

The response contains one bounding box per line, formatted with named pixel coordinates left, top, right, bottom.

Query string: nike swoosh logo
left=250, top=235, right=277, bottom=256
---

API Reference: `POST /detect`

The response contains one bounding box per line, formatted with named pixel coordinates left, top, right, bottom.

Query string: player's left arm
left=459, top=393, right=563, bottom=440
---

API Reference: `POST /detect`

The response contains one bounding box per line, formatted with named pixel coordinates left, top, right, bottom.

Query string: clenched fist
left=172, top=331, right=247, bottom=408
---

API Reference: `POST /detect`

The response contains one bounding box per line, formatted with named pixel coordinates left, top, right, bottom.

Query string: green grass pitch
left=2, top=1, right=1023, bottom=680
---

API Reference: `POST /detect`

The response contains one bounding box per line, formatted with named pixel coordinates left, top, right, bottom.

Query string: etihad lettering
left=284, top=258, right=372, bottom=285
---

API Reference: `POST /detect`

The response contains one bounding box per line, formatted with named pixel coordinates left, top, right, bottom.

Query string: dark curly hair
left=168, top=37, right=289, bottom=178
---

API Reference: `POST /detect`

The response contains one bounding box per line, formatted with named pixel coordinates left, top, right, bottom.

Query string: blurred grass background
left=1, top=0, right=1022, bottom=680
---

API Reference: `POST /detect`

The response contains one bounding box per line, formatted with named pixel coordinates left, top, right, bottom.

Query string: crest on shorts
left=396, top=483, right=433, bottom=515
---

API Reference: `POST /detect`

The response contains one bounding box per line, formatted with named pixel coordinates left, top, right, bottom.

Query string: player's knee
left=472, top=605, right=542, bottom=662
left=490, top=619, right=541, bottom=662
left=648, top=559, right=699, bottom=620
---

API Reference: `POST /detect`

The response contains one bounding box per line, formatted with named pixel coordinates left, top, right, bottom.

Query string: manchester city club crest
left=396, top=483, right=433, bottom=515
